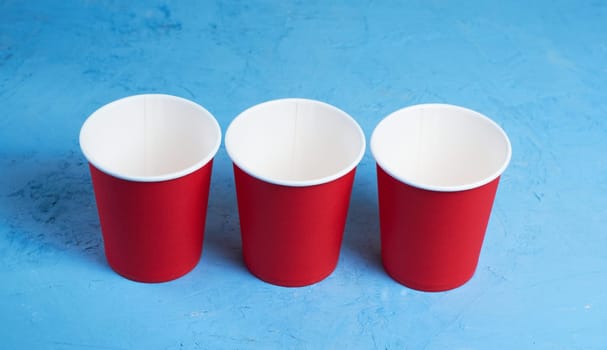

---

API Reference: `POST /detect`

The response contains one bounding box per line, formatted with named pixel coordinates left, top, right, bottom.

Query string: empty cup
left=225, top=98, right=366, bottom=287
left=80, top=94, right=221, bottom=282
left=371, top=103, right=511, bottom=291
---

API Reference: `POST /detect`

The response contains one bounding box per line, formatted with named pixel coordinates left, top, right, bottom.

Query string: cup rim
left=225, top=98, right=366, bottom=187
left=370, top=103, right=512, bottom=192
left=79, top=94, right=222, bottom=182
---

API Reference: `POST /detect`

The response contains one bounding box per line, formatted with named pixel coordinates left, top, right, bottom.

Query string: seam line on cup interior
left=143, top=95, right=147, bottom=177
left=290, top=101, right=299, bottom=179
left=415, top=107, right=423, bottom=180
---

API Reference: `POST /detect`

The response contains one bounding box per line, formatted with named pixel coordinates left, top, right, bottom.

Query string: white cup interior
left=80, top=94, right=221, bottom=182
left=225, top=98, right=366, bottom=186
left=371, top=104, right=511, bottom=191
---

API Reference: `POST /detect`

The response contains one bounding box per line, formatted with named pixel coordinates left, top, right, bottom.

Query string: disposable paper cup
left=371, top=104, right=511, bottom=291
left=80, top=94, right=221, bottom=283
left=226, top=98, right=366, bottom=287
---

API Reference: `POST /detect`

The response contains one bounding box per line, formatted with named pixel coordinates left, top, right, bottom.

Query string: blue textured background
left=1, top=1, right=606, bottom=348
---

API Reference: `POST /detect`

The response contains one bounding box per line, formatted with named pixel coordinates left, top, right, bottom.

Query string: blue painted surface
left=1, top=0, right=606, bottom=348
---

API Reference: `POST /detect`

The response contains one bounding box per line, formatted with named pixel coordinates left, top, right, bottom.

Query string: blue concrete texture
left=0, top=0, right=605, bottom=349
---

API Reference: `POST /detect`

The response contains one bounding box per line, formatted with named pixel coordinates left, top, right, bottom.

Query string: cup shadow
left=0, top=151, right=105, bottom=267
left=199, top=156, right=246, bottom=271
left=341, top=173, right=384, bottom=274
left=0, top=152, right=383, bottom=277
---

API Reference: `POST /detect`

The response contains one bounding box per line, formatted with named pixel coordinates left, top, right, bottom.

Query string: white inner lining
left=80, top=94, right=221, bottom=181
left=371, top=104, right=511, bottom=191
left=225, top=99, right=366, bottom=186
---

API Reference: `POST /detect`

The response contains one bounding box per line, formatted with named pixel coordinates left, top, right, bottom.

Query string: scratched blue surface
left=1, top=1, right=606, bottom=349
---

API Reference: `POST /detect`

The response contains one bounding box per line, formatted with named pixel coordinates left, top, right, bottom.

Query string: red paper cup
left=225, top=99, right=366, bottom=287
left=79, top=94, right=221, bottom=283
left=371, top=104, right=511, bottom=291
